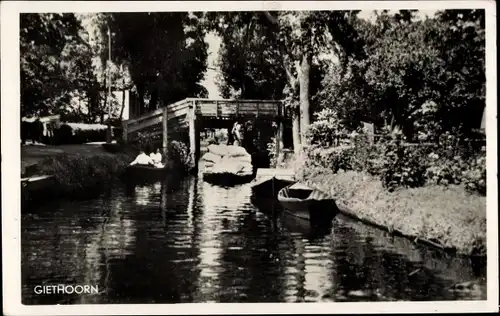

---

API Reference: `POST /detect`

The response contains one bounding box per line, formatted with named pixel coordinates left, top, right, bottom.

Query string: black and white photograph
left=1, top=1, right=498, bottom=315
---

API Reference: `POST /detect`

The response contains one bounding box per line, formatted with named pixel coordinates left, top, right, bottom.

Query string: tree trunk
left=137, top=83, right=145, bottom=115
left=150, top=89, right=158, bottom=112
left=119, top=85, right=126, bottom=120
left=292, top=106, right=301, bottom=153
left=87, top=90, right=92, bottom=123
left=299, top=53, right=311, bottom=145
left=101, top=78, right=107, bottom=124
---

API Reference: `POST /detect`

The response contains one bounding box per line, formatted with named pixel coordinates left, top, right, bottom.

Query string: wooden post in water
left=162, top=106, right=168, bottom=158
left=195, top=117, right=201, bottom=164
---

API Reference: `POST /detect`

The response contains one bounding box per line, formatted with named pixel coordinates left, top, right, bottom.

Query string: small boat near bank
left=249, top=176, right=295, bottom=198
left=277, top=183, right=338, bottom=222
left=21, top=175, right=57, bottom=210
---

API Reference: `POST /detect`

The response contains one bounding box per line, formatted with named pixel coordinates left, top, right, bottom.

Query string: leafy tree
left=316, top=9, right=485, bottom=141
left=103, top=12, right=208, bottom=113
left=20, top=13, right=84, bottom=116
left=206, top=13, right=287, bottom=100
left=206, top=11, right=360, bottom=151
left=431, top=9, right=485, bottom=135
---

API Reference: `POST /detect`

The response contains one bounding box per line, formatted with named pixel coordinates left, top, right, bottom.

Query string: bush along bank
left=31, top=152, right=135, bottom=199
left=286, top=119, right=486, bottom=257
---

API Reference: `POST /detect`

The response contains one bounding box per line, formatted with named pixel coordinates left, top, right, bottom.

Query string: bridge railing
left=192, top=98, right=283, bottom=119
left=122, top=98, right=193, bottom=142
left=122, top=98, right=285, bottom=142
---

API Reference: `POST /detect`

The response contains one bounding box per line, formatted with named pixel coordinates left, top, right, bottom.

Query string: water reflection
left=22, top=176, right=486, bottom=304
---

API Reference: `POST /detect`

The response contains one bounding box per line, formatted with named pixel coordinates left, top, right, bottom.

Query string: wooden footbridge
left=122, top=98, right=289, bottom=165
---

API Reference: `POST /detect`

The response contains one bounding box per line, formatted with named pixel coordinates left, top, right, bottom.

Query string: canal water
left=22, top=175, right=486, bottom=304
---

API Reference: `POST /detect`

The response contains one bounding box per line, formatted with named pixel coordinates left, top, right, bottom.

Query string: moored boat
left=249, top=176, right=295, bottom=198
left=277, top=183, right=338, bottom=222
left=21, top=175, right=57, bottom=210
left=202, top=172, right=254, bottom=186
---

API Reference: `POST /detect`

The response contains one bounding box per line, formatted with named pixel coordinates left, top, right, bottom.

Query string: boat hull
left=277, top=185, right=338, bottom=222
left=21, top=175, right=57, bottom=209
left=203, top=172, right=254, bottom=186
left=123, top=165, right=168, bottom=183
left=250, top=177, right=295, bottom=198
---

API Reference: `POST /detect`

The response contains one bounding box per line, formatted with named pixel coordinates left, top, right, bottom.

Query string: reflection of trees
left=78, top=197, right=138, bottom=303
left=302, top=240, right=333, bottom=302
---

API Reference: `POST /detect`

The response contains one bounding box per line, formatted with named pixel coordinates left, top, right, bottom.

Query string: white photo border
left=2, top=1, right=497, bottom=315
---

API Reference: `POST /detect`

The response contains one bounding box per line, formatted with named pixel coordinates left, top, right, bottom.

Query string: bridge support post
left=189, top=101, right=200, bottom=170
left=162, top=106, right=168, bottom=158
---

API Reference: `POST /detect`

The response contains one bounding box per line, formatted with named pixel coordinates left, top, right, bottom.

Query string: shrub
left=53, top=124, right=74, bottom=145
left=462, top=147, right=486, bottom=195
left=167, top=140, right=194, bottom=172
left=266, top=137, right=278, bottom=168
left=379, top=136, right=429, bottom=191
left=305, top=145, right=354, bottom=173
left=72, top=128, right=108, bottom=144
left=113, top=127, right=123, bottom=140
left=51, top=123, right=113, bottom=145
left=305, top=108, right=358, bottom=147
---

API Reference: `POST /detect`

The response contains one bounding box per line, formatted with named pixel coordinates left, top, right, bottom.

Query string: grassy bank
left=34, top=152, right=135, bottom=197
left=296, top=166, right=486, bottom=256
left=24, top=140, right=194, bottom=200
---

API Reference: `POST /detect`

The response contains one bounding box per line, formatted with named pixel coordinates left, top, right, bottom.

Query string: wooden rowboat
left=249, top=176, right=295, bottom=198
left=21, top=175, right=57, bottom=210
left=123, top=164, right=168, bottom=182
left=277, top=183, right=338, bottom=222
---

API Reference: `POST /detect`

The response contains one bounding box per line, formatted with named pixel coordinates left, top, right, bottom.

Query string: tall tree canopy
left=103, top=12, right=208, bottom=112
left=316, top=9, right=486, bottom=141
left=20, top=13, right=84, bottom=117
left=21, top=12, right=209, bottom=121
left=205, top=11, right=361, bottom=150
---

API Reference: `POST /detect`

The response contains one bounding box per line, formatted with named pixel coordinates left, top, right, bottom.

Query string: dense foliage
left=316, top=10, right=485, bottom=140
left=20, top=13, right=86, bottom=117
left=51, top=123, right=115, bottom=145
left=105, top=12, right=208, bottom=111
left=205, top=11, right=361, bottom=150
left=21, top=12, right=208, bottom=122
left=297, top=113, right=486, bottom=196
